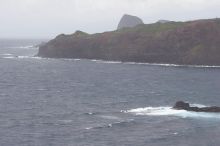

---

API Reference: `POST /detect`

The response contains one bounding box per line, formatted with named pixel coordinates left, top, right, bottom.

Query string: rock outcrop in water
left=173, top=101, right=220, bottom=113
left=117, top=14, right=144, bottom=29
left=38, top=18, right=220, bottom=65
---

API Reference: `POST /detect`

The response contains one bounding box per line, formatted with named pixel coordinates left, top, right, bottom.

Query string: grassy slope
left=39, top=19, right=220, bottom=65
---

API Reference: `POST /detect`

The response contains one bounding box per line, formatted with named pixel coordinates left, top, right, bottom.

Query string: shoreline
left=35, top=56, right=220, bottom=68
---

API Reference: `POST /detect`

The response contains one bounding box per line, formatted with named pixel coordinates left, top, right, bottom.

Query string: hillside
left=38, top=18, right=220, bottom=65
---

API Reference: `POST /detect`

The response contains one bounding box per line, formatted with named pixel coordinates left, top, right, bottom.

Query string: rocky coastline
left=38, top=15, right=220, bottom=66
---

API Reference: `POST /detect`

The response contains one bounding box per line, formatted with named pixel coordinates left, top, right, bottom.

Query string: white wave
left=2, top=56, right=15, bottom=59
left=124, top=62, right=220, bottom=68
left=3, top=55, right=42, bottom=59
left=85, top=127, right=93, bottom=130
left=190, top=103, right=207, bottom=108
left=124, top=62, right=181, bottom=67
left=90, top=59, right=122, bottom=64
left=124, top=106, right=220, bottom=119
left=73, top=59, right=81, bottom=61
left=17, top=56, right=36, bottom=59
left=85, top=119, right=134, bottom=130
left=87, top=59, right=220, bottom=68
left=89, top=59, right=220, bottom=68
left=97, top=61, right=122, bottom=64
left=1, top=53, right=13, bottom=56
left=91, top=59, right=99, bottom=62
left=83, top=112, right=96, bottom=115
left=6, top=45, right=37, bottom=49
left=62, top=58, right=82, bottom=61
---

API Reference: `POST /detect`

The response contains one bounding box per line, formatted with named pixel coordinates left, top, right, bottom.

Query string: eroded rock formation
left=117, top=14, right=144, bottom=29
left=173, top=101, right=220, bottom=113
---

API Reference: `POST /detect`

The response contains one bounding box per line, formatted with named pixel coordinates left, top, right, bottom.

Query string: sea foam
left=123, top=106, right=220, bottom=119
left=89, top=59, right=220, bottom=68
left=2, top=55, right=42, bottom=59
left=85, top=119, right=134, bottom=130
left=6, top=45, right=37, bottom=49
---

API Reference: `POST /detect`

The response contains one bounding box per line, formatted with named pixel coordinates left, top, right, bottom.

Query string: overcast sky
left=1, top=0, right=220, bottom=39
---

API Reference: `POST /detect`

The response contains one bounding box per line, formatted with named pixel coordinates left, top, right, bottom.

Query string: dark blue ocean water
left=0, top=39, right=220, bottom=146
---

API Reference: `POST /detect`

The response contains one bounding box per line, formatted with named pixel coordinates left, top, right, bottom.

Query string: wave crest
left=124, top=106, right=220, bottom=119
left=89, top=59, right=220, bottom=68
left=6, top=45, right=37, bottom=49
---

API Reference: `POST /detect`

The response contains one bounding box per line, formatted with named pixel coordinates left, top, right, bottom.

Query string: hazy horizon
left=1, top=0, right=220, bottom=39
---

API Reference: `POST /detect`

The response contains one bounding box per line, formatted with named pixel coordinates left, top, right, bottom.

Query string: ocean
left=0, top=39, right=220, bottom=146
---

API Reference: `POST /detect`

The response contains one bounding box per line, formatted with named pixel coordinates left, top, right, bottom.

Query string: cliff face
left=117, top=14, right=144, bottom=29
left=38, top=18, right=220, bottom=65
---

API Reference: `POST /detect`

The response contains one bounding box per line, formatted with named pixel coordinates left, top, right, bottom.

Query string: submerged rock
left=173, top=101, right=220, bottom=113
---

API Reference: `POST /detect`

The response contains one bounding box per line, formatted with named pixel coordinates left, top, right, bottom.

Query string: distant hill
left=117, top=14, right=144, bottom=29
left=157, top=20, right=170, bottom=24
left=38, top=18, right=220, bottom=65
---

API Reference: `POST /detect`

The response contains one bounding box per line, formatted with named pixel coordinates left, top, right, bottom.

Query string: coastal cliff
left=38, top=18, right=220, bottom=65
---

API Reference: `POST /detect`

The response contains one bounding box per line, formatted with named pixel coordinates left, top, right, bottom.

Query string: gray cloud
left=0, top=0, right=220, bottom=38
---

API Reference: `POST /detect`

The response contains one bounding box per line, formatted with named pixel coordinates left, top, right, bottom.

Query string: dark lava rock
left=117, top=14, right=144, bottom=29
left=173, top=101, right=190, bottom=110
left=173, top=101, right=220, bottom=113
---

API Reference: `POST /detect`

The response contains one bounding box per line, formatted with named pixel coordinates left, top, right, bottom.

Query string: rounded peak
left=157, top=20, right=170, bottom=24
left=55, top=33, right=66, bottom=40
left=122, top=14, right=139, bottom=18
left=73, top=30, right=88, bottom=37
left=120, top=14, right=143, bottom=22
left=117, top=14, right=144, bottom=29
left=74, top=30, right=87, bottom=34
left=122, top=14, right=133, bottom=17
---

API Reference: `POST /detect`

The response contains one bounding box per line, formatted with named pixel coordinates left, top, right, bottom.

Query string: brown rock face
left=38, top=18, right=220, bottom=66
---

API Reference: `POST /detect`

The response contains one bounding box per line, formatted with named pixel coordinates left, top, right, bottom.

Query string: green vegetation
left=38, top=18, right=220, bottom=65
left=116, top=21, right=185, bottom=34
